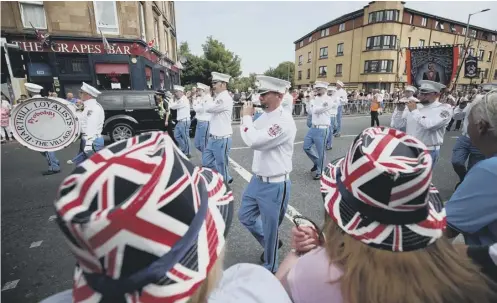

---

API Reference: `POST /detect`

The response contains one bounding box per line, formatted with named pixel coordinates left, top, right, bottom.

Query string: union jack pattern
left=54, top=132, right=234, bottom=302
left=321, top=127, right=446, bottom=252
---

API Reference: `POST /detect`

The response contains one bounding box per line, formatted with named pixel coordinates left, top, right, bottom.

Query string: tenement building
left=293, top=1, right=497, bottom=92
left=1, top=1, right=180, bottom=100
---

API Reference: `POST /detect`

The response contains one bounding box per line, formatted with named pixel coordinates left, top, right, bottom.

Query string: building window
left=318, top=66, right=327, bottom=77
left=484, top=68, right=489, bottom=79
left=339, top=23, right=345, bottom=32
left=94, top=1, right=119, bottom=34
left=308, top=51, right=311, bottom=62
left=492, top=35, right=496, bottom=42
left=337, top=43, right=344, bottom=56
left=433, top=41, right=440, bottom=46
left=139, top=2, right=146, bottom=41
left=435, top=21, right=445, bottom=31
left=366, top=35, right=397, bottom=50
left=478, top=49, right=484, bottom=61
left=450, top=24, right=457, bottom=33
left=336, top=64, right=342, bottom=75
left=321, top=29, right=325, bottom=37
left=154, top=18, right=160, bottom=49
left=409, top=14, right=413, bottom=24
left=300, top=41, right=303, bottom=47
left=19, top=1, right=47, bottom=29
left=308, top=36, right=312, bottom=42
left=306, top=69, right=310, bottom=79
left=494, top=70, right=497, bottom=80
left=462, top=27, right=467, bottom=35
left=469, top=48, right=475, bottom=56
left=419, top=39, right=425, bottom=47
left=470, top=29, right=477, bottom=38
left=298, top=70, right=302, bottom=80
left=421, top=17, right=427, bottom=27
left=298, top=55, right=303, bottom=66
left=319, top=47, right=328, bottom=59
left=368, top=10, right=399, bottom=23
left=408, top=37, right=411, bottom=47
left=488, top=51, right=493, bottom=62
left=364, top=60, right=394, bottom=73
left=164, top=29, right=170, bottom=56
left=325, top=28, right=330, bottom=36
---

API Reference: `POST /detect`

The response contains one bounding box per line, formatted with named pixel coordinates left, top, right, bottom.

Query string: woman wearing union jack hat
left=276, top=127, right=497, bottom=303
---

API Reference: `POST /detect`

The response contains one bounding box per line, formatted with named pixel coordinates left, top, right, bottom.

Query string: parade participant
left=203, top=71, right=234, bottom=184
left=1, top=94, right=13, bottom=143
left=169, top=85, right=192, bottom=157
left=325, top=86, right=338, bottom=150
left=303, top=81, right=333, bottom=180
left=334, top=80, right=348, bottom=137
left=192, top=82, right=212, bottom=153
left=390, top=85, right=418, bottom=132
left=282, top=83, right=294, bottom=115
left=370, top=92, right=381, bottom=127
left=23, top=83, right=61, bottom=175
left=447, top=91, right=468, bottom=131
left=251, top=87, right=264, bottom=121
left=238, top=75, right=297, bottom=273
left=391, top=80, right=452, bottom=167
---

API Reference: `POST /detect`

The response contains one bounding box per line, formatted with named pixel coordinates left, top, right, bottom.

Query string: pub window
left=421, top=17, right=427, bottom=27
left=298, top=55, right=303, bottom=66
left=339, top=23, right=345, bottom=32
left=364, top=60, right=394, bottom=73
left=95, top=63, right=131, bottom=90
left=56, top=55, right=90, bottom=75
left=478, top=49, right=484, bottom=61
left=19, top=1, right=47, bottom=29
left=308, top=51, right=311, bottom=62
left=94, top=1, right=119, bottom=34
left=298, top=70, right=302, bottom=80
left=318, top=66, right=327, bottom=77
left=366, top=35, right=397, bottom=50
left=319, top=47, right=328, bottom=59
left=306, top=69, right=310, bottom=79
left=337, top=43, right=344, bottom=56
left=139, top=2, right=146, bottom=41
left=336, top=64, right=342, bottom=75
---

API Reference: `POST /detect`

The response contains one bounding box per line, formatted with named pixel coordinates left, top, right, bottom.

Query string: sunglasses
left=292, top=215, right=325, bottom=245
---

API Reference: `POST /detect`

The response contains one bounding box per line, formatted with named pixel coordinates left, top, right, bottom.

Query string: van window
left=97, top=95, right=124, bottom=110
left=124, top=94, right=153, bottom=109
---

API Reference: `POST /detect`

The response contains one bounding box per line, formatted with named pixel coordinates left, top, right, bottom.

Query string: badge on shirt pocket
left=87, top=110, right=93, bottom=116
left=216, top=99, right=222, bottom=105
left=440, top=110, right=450, bottom=119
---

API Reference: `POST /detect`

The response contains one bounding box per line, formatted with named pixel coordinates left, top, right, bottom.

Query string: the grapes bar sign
left=10, top=98, right=80, bottom=152
left=12, top=40, right=134, bottom=55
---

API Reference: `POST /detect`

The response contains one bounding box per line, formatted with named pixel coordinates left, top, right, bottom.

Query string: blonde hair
left=323, top=219, right=497, bottom=303
left=187, top=250, right=225, bottom=303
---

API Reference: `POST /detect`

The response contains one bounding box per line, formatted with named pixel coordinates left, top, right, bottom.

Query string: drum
left=9, top=97, right=81, bottom=152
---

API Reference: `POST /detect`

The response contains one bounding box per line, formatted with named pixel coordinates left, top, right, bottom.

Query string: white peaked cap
left=418, top=80, right=446, bottom=93
left=405, top=85, right=417, bottom=93
left=255, top=75, right=288, bottom=94
left=173, top=85, right=185, bottom=92
left=24, top=83, right=43, bottom=94
left=327, top=86, right=337, bottom=91
left=284, top=81, right=291, bottom=89
left=81, top=82, right=101, bottom=97
left=336, top=80, right=344, bottom=87
left=314, top=81, right=329, bottom=89
left=196, top=83, right=210, bottom=91
left=211, top=72, right=231, bottom=83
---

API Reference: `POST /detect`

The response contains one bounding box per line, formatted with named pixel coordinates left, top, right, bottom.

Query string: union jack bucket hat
left=54, top=131, right=234, bottom=302
left=321, top=127, right=446, bottom=252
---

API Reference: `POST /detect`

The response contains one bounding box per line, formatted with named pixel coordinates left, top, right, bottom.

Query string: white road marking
left=2, top=280, right=20, bottom=291
left=29, top=241, right=43, bottom=248
left=228, top=158, right=303, bottom=221
left=48, top=215, right=56, bottom=221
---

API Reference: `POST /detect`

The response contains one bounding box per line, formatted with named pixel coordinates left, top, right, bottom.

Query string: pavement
left=1, top=113, right=463, bottom=302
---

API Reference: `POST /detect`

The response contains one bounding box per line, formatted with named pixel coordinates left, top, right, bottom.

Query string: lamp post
left=453, top=8, right=490, bottom=90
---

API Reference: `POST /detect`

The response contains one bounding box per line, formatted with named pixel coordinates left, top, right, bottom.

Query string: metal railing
left=230, top=100, right=397, bottom=122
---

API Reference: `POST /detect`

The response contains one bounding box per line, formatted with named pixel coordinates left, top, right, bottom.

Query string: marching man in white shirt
left=303, top=81, right=334, bottom=180
left=391, top=80, right=452, bottom=167
left=192, top=83, right=212, bottom=153
left=169, top=85, right=192, bottom=157
left=281, top=83, right=294, bottom=115
left=238, top=75, right=297, bottom=274
left=334, top=80, right=348, bottom=137
left=202, top=71, right=234, bottom=184
left=390, top=85, right=419, bottom=132
left=326, top=86, right=338, bottom=150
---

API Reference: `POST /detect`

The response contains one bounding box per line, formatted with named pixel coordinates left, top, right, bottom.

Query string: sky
left=176, top=1, right=497, bottom=76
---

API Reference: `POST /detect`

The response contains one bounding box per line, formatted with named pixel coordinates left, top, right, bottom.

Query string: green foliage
left=179, top=37, right=242, bottom=87
left=232, top=73, right=257, bottom=92
left=263, top=61, right=295, bottom=88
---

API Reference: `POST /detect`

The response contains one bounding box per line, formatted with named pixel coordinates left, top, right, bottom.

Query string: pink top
left=0, top=102, right=10, bottom=127
left=287, top=247, right=344, bottom=303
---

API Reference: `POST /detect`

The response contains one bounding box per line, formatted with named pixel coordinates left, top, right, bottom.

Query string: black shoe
left=260, top=240, right=283, bottom=263
left=326, top=147, right=332, bottom=151
left=310, top=165, right=317, bottom=172
left=42, top=170, right=60, bottom=176
left=228, top=178, right=234, bottom=184
left=313, top=174, right=322, bottom=180
left=186, top=154, right=192, bottom=159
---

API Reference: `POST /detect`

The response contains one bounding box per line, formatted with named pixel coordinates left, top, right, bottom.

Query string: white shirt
left=335, top=88, right=348, bottom=105
left=281, top=92, right=293, bottom=114
left=192, top=95, right=213, bottom=121
left=81, top=99, right=104, bottom=140
left=310, top=94, right=333, bottom=126
left=1, top=99, right=12, bottom=111
left=391, top=101, right=452, bottom=147
left=326, top=94, right=340, bottom=116
left=169, top=95, right=190, bottom=120
left=241, top=106, right=296, bottom=177
left=453, top=94, right=484, bottom=135
left=205, top=90, right=233, bottom=137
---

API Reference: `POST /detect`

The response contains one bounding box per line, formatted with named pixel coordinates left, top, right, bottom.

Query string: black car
left=97, top=91, right=196, bottom=142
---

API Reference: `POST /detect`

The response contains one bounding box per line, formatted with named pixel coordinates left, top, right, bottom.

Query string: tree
left=178, top=42, right=210, bottom=85
left=232, top=73, right=257, bottom=92
left=263, top=61, right=295, bottom=88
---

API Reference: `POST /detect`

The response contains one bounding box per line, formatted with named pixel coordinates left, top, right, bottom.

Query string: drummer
left=24, top=83, right=61, bottom=175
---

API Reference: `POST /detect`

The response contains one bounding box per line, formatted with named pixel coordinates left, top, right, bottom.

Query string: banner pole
left=452, top=40, right=470, bottom=91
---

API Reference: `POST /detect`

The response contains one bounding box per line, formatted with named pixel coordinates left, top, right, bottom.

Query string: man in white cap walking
left=203, top=71, right=234, bottom=183
left=391, top=80, right=452, bottom=166
left=169, top=85, right=192, bottom=157
left=192, top=82, right=212, bottom=153
left=238, top=75, right=296, bottom=273
left=24, top=83, right=61, bottom=175
left=303, top=81, right=334, bottom=180
left=390, top=85, right=419, bottom=132
left=334, top=80, right=348, bottom=137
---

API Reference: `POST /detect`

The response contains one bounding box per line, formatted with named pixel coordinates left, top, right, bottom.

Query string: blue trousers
left=72, top=137, right=105, bottom=165
left=194, top=121, right=210, bottom=153
left=202, top=137, right=232, bottom=183
left=303, top=128, right=328, bottom=175
left=429, top=149, right=440, bottom=168
left=326, top=116, right=337, bottom=149
left=335, top=105, right=343, bottom=134
left=174, top=120, right=191, bottom=156
left=451, top=135, right=485, bottom=181
left=253, top=111, right=263, bottom=121
left=41, top=152, right=60, bottom=171
left=238, top=176, right=291, bottom=273
left=306, top=114, right=312, bottom=128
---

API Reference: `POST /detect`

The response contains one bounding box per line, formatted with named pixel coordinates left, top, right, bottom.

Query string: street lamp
left=463, top=9, right=491, bottom=56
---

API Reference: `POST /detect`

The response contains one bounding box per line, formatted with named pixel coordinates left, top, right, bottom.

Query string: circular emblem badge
left=10, top=97, right=81, bottom=152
